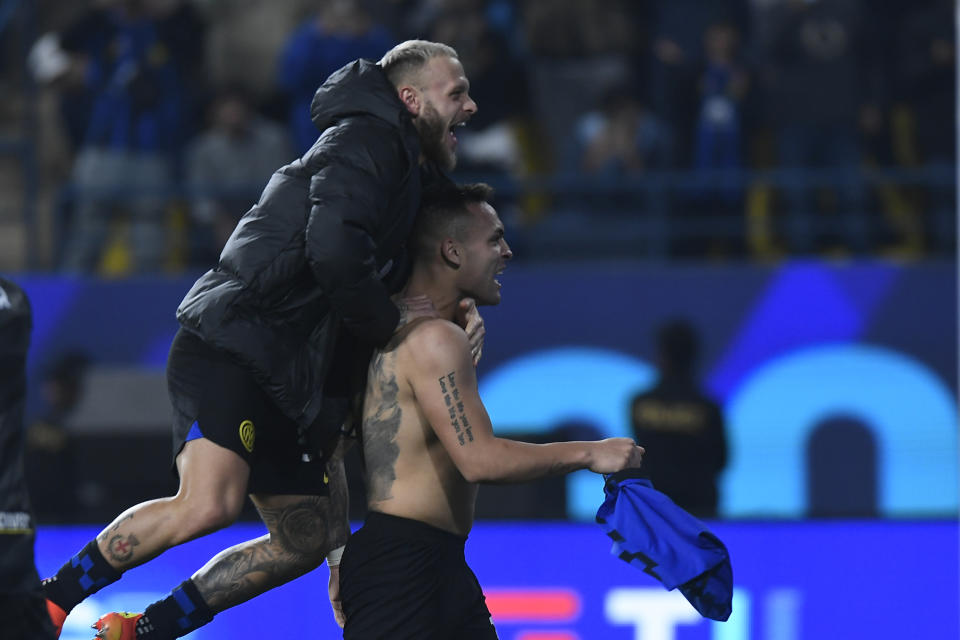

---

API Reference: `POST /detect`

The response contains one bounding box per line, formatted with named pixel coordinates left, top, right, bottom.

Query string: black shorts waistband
left=364, top=511, right=467, bottom=546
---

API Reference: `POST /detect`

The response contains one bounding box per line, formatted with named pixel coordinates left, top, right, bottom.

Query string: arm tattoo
left=439, top=371, right=473, bottom=446
left=363, top=350, right=402, bottom=502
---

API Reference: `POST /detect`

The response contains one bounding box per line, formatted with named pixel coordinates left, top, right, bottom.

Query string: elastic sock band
left=327, top=545, right=345, bottom=567
left=140, top=579, right=214, bottom=639
left=43, top=539, right=121, bottom=612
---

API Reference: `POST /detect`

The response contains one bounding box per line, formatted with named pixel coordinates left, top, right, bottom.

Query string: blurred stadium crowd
left=0, top=0, right=955, bottom=271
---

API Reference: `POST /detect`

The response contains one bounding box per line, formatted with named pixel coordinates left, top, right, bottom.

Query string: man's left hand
left=456, top=298, right=485, bottom=365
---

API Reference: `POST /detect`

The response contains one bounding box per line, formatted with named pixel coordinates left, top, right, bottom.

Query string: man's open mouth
left=448, top=121, right=465, bottom=145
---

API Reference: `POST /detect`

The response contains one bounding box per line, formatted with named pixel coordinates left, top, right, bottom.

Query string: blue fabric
left=70, top=542, right=118, bottom=595
left=596, top=470, right=733, bottom=621
left=172, top=583, right=196, bottom=630
left=184, top=420, right=203, bottom=442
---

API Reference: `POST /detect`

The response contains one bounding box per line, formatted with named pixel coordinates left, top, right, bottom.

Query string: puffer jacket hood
left=310, top=59, right=408, bottom=132
left=177, top=56, right=428, bottom=445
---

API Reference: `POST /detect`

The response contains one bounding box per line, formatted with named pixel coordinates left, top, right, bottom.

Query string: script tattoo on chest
left=363, top=350, right=402, bottom=502
left=439, top=371, right=474, bottom=446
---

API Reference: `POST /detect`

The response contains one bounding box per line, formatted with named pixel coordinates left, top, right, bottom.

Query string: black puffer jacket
left=177, top=59, right=425, bottom=439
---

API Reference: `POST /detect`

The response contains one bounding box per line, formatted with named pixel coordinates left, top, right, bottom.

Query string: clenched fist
left=587, top=438, right=645, bottom=474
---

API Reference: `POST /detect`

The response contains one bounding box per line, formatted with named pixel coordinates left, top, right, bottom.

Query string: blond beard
left=415, top=101, right=456, bottom=171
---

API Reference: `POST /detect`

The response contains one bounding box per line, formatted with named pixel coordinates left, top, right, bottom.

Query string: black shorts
left=340, top=512, right=498, bottom=640
left=167, top=328, right=328, bottom=496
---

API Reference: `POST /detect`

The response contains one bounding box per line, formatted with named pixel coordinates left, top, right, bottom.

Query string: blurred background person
left=693, top=19, right=750, bottom=177
left=684, top=18, right=753, bottom=257
left=23, top=352, right=90, bottom=524
left=0, top=278, right=57, bottom=640
left=278, top=0, right=395, bottom=155
left=427, top=1, right=531, bottom=177
left=53, top=0, right=205, bottom=273
left=630, top=319, right=727, bottom=519
left=185, top=87, right=292, bottom=265
left=521, top=0, right=641, bottom=168
left=536, top=84, right=673, bottom=258
left=760, top=0, right=880, bottom=254
left=643, top=0, right=750, bottom=170
left=890, top=0, right=956, bottom=253
left=569, top=85, right=674, bottom=178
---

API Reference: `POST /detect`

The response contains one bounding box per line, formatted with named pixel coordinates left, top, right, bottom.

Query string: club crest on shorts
left=239, top=420, right=255, bottom=452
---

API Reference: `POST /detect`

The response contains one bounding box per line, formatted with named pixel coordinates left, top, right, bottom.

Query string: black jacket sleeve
left=304, top=123, right=405, bottom=346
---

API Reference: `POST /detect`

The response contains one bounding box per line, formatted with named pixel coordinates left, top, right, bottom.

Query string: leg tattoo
left=104, top=533, right=141, bottom=564
left=190, top=458, right=351, bottom=613
left=190, top=499, right=324, bottom=612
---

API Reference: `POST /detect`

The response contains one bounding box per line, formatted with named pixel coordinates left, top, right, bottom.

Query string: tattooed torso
left=362, top=330, right=478, bottom=536
left=362, top=349, right=403, bottom=503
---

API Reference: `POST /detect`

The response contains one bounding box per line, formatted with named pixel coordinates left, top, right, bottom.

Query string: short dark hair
left=410, top=182, right=494, bottom=261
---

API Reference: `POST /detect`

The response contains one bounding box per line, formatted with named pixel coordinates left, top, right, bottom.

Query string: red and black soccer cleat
left=91, top=611, right=142, bottom=640
left=45, top=599, right=67, bottom=637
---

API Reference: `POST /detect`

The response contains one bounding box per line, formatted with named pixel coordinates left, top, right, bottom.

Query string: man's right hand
left=587, top=438, right=645, bottom=474
left=455, top=298, right=485, bottom=366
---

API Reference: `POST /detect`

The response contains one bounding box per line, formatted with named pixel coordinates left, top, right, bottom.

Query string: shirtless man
left=338, top=183, right=645, bottom=639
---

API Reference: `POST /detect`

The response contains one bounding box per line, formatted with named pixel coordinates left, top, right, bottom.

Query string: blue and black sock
left=136, top=579, right=214, bottom=639
left=42, top=539, right=122, bottom=612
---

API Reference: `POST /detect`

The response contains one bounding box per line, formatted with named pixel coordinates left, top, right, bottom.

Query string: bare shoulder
left=406, top=318, right=468, bottom=343
left=400, top=319, right=471, bottom=370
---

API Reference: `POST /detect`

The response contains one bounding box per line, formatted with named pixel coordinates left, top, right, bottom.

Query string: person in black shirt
left=0, top=278, right=56, bottom=640
left=630, top=320, right=727, bottom=518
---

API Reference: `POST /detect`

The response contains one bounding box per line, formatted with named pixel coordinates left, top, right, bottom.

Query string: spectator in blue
left=644, top=0, right=750, bottom=169
left=279, top=0, right=395, bottom=154
left=693, top=20, right=748, bottom=183
left=59, top=0, right=201, bottom=273
left=686, top=19, right=751, bottom=255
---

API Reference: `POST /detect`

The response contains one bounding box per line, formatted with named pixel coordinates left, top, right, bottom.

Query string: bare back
left=361, top=321, right=478, bottom=536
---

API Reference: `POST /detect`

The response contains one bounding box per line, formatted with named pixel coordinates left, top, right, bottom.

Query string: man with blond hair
left=41, top=40, right=482, bottom=640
